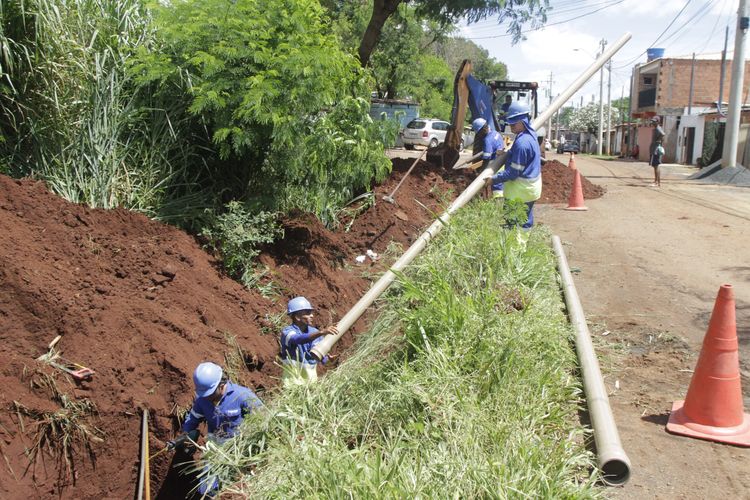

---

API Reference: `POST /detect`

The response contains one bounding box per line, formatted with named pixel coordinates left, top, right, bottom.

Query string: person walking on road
left=486, top=101, right=542, bottom=230
left=280, top=296, right=338, bottom=385
left=649, top=116, right=666, bottom=187
left=170, top=362, right=263, bottom=496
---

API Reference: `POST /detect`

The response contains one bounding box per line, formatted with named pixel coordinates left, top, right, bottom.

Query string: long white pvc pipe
left=552, top=235, right=631, bottom=486
left=311, top=32, right=632, bottom=361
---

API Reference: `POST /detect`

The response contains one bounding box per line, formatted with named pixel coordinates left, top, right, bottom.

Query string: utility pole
left=606, top=59, right=612, bottom=155
left=597, top=38, right=607, bottom=155
left=546, top=71, right=554, bottom=142
left=722, top=0, right=749, bottom=168
left=688, top=53, right=696, bottom=115
left=619, top=85, right=624, bottom=155
left=718, top=26, right=729, bottom=115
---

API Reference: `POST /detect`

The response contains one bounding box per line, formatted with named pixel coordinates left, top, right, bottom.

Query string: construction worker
left=280, top=296, right=338, bottom=385
left=486, top=101, right=542, bottom=229
left=169, top=362, right=263, bottom=496
left=471, top=117, right=505, bottom=199
left=498, top=94, right=513, bottom=131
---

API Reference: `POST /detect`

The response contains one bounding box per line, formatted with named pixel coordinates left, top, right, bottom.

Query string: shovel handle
left=385, top=148, right=428, bottom=201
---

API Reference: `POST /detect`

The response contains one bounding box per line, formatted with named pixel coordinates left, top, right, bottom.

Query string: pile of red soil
left=0, top=152, right=601, bottom=499
left=539, top=159, right=606, bottom=204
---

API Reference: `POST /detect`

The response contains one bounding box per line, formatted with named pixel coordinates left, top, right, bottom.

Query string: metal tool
left=382, top=148, right=427, bottom=204
left=36, top=335, right=95, bottom=381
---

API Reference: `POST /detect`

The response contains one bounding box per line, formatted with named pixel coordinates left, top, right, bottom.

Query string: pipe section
left=136, top=408, right=150, bottom=500
left=310, top=34, right=632, bottom=361
left=552, top=235, right=631, bottom=486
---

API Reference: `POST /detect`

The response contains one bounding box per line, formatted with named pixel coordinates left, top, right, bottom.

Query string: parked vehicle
left=402, top=119, right=450, bottom=149
left=402, top=118, right=471, bottom=150
left=557, top=141, right=580, bottom=154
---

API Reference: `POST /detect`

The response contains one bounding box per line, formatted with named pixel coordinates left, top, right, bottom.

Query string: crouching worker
left=169, top=362, right=263, bottom=497
left=280, top=296, right=339, bottom=385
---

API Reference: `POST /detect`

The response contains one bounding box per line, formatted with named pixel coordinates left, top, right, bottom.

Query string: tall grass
left=0, top=0, right=209, bottom=221
left=200, top=200, right=599, bottom=498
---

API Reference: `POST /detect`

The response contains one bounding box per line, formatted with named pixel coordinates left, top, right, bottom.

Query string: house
left=629, top=51, right=750, bottom=164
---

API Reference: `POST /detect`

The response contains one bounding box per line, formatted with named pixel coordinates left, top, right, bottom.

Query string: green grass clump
left=201, top=199, right=598, bottom=498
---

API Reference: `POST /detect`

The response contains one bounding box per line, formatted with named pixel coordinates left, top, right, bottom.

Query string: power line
left=612, top=0, right=696, bottom=68
left=461, top=0, right=620, bottom=36
left=465, top=0, right=625, bottom=40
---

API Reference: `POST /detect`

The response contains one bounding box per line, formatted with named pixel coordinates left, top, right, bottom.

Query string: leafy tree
left=568, top=103, right=618, bottom=133
left=358, top=0, right=548, bottom=67
left=132, top=0, right=393, bottom=226
left=434, top=37, right=507, bottom=82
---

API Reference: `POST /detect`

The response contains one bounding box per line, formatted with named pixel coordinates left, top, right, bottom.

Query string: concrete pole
left=718, top=26, right=729, bottom=114
left=722, top=0, right=749, bottom=168
left=597, top=39, right=607, bottom=155
left=606, top=59, right=612, bottom=155
left=688, top=53, right=696, bottom=115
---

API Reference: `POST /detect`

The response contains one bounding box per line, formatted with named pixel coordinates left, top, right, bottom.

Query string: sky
left=458, top=0, right=743, bottom=114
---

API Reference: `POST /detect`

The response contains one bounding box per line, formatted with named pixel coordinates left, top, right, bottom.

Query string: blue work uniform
left=182, top=382, right=262, bottom=496
left=182, top=382, right=263, bottom=443
left=491, top=117, right=542, bottom=228
left=280, top=324, right=330, bottom=383
left=482, top=130, right=505, bottom=195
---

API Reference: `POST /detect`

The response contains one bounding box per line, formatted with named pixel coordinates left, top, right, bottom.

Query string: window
left=643, top=76, right=654, bottom=85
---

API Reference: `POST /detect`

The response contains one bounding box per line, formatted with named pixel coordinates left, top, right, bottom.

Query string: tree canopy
left=357, top=0, right=549, bottom=67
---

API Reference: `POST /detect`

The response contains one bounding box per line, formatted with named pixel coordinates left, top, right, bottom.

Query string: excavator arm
left=426, top=60, right=472, bottom=169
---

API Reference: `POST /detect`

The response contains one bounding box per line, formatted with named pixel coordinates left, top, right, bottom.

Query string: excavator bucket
left=426, top=60, right=472, bottom=169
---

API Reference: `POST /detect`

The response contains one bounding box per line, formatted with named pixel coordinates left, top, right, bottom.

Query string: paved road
left=539, top=153, right=750, bottom=498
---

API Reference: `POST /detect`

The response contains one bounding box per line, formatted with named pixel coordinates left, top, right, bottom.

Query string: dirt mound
left=539, top=160, right=606, bottom=204
left=0, top=152, right=607, bottom=498
left=340, top=158, right=474, bottom=254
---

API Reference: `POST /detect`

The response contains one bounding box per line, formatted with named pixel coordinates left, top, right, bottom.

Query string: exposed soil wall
left=0, top=154, right=597, bottom=498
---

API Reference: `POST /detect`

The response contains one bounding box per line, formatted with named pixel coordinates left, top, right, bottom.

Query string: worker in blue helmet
left=486, top=101, right=542, bottom=229
left=169, top=362, right=263, bottom=496
left=471, top=117, right=506, bottom=199
left=280, top=296, right=339, bottom=385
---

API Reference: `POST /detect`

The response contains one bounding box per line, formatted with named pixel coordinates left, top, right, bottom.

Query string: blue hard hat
left=193, top=362, right=223, bottom=398
left=287, top=296, right=313, bottom=315
left=471, top=117, right=488, bottom=132
left=506, top=101, right=531, bottom=124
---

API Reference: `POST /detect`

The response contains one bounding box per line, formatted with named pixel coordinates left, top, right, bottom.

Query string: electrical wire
left=461, top=0, right=620, bottom=36
left=612, top=0, right=716, bottom=69
left=465, top=0, right=625, bottom=40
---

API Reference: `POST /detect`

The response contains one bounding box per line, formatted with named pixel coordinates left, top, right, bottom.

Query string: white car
left=402, top=118, right=470, bottom=150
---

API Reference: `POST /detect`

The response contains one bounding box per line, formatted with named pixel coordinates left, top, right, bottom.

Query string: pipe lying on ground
left=310, top=32, right=632, bottom=362
left=136, top=408, right=150, bottom=500
left=552, top=235, right=631, bottom=486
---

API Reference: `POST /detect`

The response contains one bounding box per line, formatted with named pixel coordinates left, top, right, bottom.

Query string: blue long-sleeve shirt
left=182, top=382, right=262, bottom=442
left=482, top=130, right=504, bottom=161
left=280, top=324, right=329, bottom=366
left=491, top=126, right=542, bottom=202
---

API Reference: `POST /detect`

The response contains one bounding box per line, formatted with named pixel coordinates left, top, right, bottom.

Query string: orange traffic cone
left=568, top=152, right=576, bottom=170
left=565, top=169, right=588, bottom=211
left=666, top=284, right=750, bottom=446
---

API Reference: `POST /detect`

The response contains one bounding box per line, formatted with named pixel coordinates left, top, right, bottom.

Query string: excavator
left=426, top=60, right=539, bottom=169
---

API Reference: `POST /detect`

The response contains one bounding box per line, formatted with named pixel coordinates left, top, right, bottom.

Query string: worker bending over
left=471, top=117, right=505, bottom=199
left=170, top=362, right=263, bottom=496
left=487, top=101, right=541, bottom=229
left=280, top=296, right=338, bottom=385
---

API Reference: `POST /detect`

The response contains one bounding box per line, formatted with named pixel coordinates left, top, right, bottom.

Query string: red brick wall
left=657, top=59, right=750, bottom=109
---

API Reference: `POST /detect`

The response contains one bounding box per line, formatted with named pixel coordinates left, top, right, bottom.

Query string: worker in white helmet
left=280, top=296, right=339, bottom=385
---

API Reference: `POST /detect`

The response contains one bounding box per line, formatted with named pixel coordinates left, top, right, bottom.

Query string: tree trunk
left=358, top=0, right=402, bottom=67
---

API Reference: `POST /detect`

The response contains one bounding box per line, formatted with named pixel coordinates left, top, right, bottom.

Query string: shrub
left=201, top=202, right=282, bottom=287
